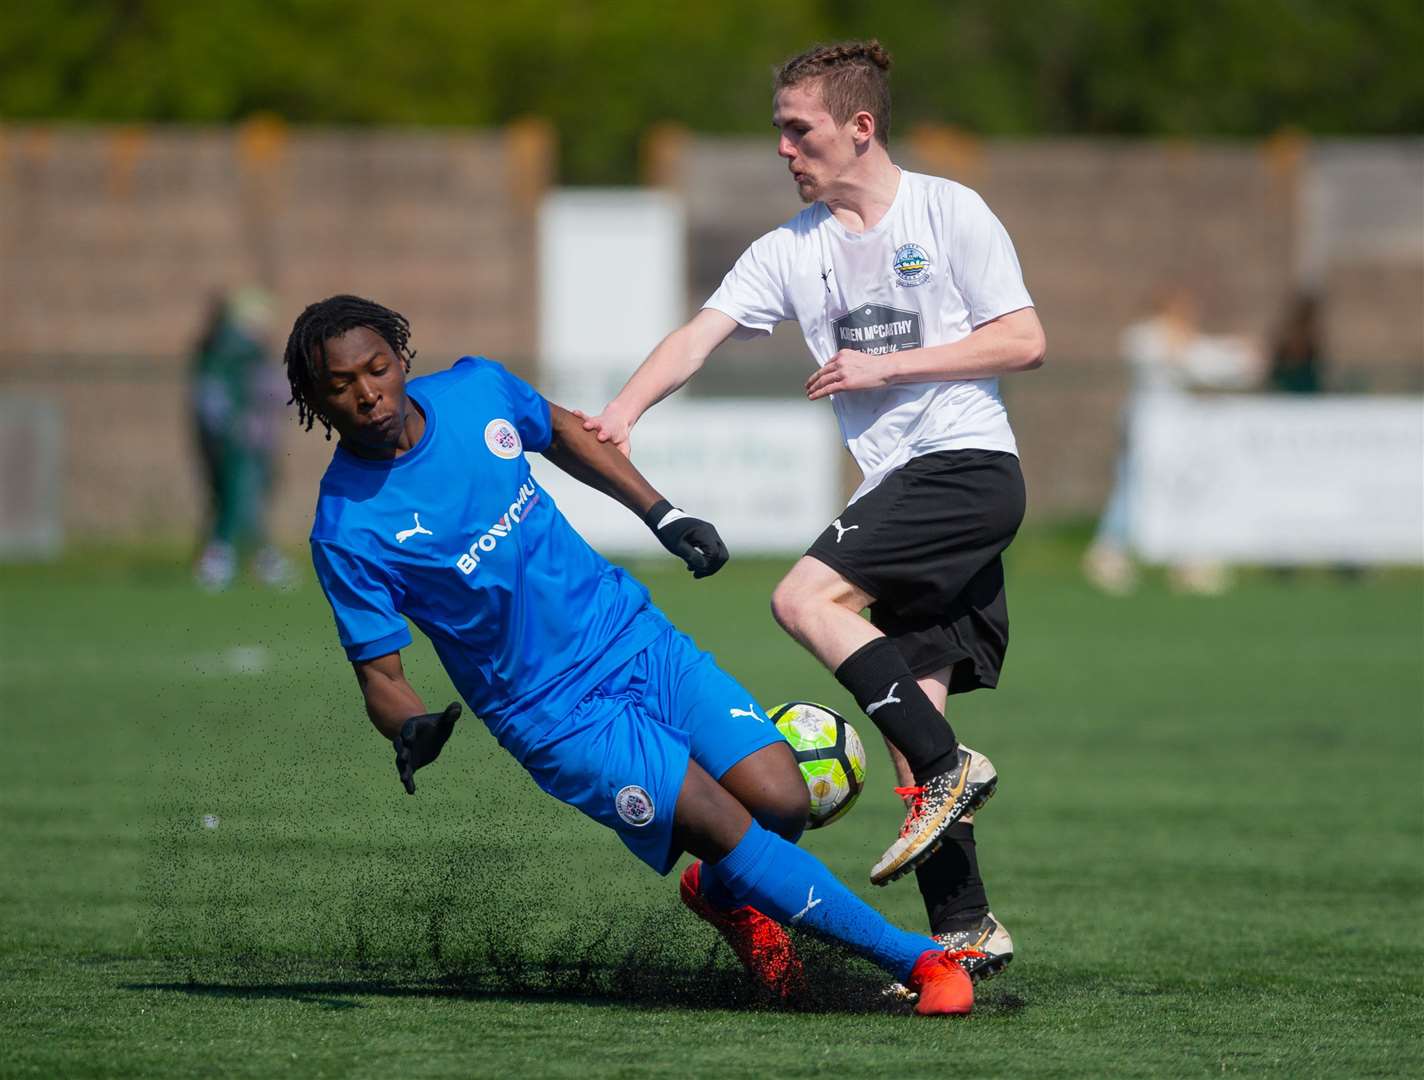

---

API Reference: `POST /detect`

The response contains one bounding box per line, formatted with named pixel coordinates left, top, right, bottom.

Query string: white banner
left=537, top=189, right=686, bottom=409
left=529, top=400, right=843, bottom=556
left=1129, top=395, right=1424, bottom=564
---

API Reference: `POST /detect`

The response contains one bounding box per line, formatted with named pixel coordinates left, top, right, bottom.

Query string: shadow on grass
left=137, top=812, right=1031, bottom=1020
left=122, top=963, right=1029, bottom=1018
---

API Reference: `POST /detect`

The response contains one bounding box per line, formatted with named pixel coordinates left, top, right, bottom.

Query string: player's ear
left=851, top=110, right=876, bottom=146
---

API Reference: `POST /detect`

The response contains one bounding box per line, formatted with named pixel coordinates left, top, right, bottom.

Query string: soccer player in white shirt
left=582, top=40, right=1045, bottom=982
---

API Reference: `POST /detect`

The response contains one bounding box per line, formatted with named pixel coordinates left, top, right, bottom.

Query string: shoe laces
left=893, top=784, right=925, bottom=837
left=911, top=946, right=988, bottom=992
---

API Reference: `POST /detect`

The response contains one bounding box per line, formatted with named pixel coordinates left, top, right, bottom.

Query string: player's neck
left=395, top=401, right=427, bottom=456
left=824, top=158, right=901, bottom=234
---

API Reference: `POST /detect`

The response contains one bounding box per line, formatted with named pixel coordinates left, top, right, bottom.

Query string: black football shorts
left=806, top=449, right=1025, bottom=694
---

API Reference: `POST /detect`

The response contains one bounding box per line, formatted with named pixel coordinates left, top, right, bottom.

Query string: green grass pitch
left=1, top=536, right=1420, bottom=1078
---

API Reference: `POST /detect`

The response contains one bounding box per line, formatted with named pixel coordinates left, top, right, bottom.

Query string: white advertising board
left=1129, top=395, right=1423, bottom=564
left=528, top=400, right=842, bottom=556
left=537, top=189, right=686, bottom=409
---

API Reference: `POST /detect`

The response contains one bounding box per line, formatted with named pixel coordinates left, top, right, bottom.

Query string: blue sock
left=699, top=822, right=804, bottom=911
left=707, top=821, right=938, bottom=981
left=698, top=861, right=739, bottom=910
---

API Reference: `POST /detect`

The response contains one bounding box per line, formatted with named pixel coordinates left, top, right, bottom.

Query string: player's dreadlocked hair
left=283, top=294, right=416, bottom=438
left=774, top=40, right=893, bottom=147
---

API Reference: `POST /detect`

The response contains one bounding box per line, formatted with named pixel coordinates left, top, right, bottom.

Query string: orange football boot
left=679, top=861, right=805, bottom=999
left=906, top=947, right=984, bottom=1015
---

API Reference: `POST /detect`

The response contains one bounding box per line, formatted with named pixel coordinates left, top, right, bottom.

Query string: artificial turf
left=1, top=537, right=1420, bottom=1078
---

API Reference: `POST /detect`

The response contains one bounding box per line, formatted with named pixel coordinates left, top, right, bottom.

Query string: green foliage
left=2, top=1, right=1421, bottom=181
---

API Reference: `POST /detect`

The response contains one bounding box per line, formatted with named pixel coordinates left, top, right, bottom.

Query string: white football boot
left=870, top=745, right=997, bottom=886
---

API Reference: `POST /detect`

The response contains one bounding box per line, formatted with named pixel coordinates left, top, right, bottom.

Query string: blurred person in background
left=190, top=286, right=294, bottom=591
left=1266, top=291, right=1325, bottom=395
left=1082, top=286, right=1261, bottom=596
left=1261, top=291, right=1362, bottom=582
left=583, top=39, right=1045, bottom=987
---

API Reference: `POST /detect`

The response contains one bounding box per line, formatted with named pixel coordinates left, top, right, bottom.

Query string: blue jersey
left=310, top=357, right=669, bottom=752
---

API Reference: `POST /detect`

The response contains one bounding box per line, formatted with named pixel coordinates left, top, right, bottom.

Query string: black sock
left=916, top=822, right=989, bottom=935
left=833, top=638, right=958, bottom=782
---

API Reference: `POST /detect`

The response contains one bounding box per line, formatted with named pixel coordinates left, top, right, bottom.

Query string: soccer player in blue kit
left=284, top=295, right=983, bottom=1015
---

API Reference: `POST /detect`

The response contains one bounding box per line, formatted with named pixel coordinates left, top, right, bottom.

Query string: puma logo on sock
left=865, top=682, right=901, bottom=717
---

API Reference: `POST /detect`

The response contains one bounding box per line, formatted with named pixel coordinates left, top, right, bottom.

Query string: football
left=770, top=701, right=867, bottom=829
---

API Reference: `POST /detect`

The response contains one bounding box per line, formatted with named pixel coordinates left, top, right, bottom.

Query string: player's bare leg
left=768, top=555, right=880, bottom=670
left=673, top=760, right=976, bottom=1014
left=771, top=558, right=997, bottom=886
left=717, top=741, right=809, bottom=841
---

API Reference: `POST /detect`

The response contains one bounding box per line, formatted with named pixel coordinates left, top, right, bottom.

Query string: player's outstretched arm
left=542, top=404, right=729, bottom=578
left=576, top=308, right=738, bottom=455
left=353, top=652, right=461, bottom=794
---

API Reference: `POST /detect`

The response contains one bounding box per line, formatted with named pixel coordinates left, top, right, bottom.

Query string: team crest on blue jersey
left=615, top=784, right=655, bottom=827
left=484, top=418, right=522, bottom=459
left=892, top=242, right=932, bottom=286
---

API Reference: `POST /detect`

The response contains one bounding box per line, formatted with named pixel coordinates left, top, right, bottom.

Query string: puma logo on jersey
left=865, top=682, right=901, bottom=716
left=396, top=513, right=433, bottom=543
left=729, top=705, right=762, bottom=722
left=790, top=886, right=822, bottom=924
left=831, top=518, right=859, bottom=543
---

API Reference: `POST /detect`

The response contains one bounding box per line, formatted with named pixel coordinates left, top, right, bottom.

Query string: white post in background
left=533, top=189, right=841, bottom=556
left=537, top=189, right=687, bottom=410
left=0, top=397, right=64, bottom=560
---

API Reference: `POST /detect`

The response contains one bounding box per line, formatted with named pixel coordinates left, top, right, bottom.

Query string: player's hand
left=392, top=702, right=461, bottom=795
left=805, top=349, right=894, bottom=400
left=644, top=499, right=729, bottom=578
left=572, top=407, right=633, bottom=458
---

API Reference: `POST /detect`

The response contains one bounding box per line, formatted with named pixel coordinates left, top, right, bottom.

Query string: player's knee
left=721, top=742, right=810, bottom=841
left=763, top=753, right=812, bottom=839
left=772, top=564, right=866, bottom=638
left=753, top=785, right=810, bottom=841
left=769, top=578, right=808, bottom=636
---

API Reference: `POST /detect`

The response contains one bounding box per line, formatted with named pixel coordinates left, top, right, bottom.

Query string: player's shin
left=710, top=820, right=938, bottom=982
left=834, top=638, right=958, bottom=782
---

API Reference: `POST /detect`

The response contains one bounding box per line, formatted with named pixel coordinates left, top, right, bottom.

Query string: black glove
left=392, top=701, right=462, bottom=795
left=643, top=499, right=729, bottom=579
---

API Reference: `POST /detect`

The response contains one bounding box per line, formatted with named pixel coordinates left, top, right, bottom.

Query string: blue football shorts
left=516, top=625, right=784, bottom=874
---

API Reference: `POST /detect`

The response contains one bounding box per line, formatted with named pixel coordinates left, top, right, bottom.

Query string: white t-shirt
left=704, top=169, right=1034, bottom=503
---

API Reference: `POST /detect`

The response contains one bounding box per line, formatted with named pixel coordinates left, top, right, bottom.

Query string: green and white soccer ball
left=770, top=701, right=867, bottom=829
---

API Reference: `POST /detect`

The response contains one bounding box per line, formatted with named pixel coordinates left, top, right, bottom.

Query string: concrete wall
left=0, top=121, right=553, bottom=545
left=1, top=124, right=1418, bottom=545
